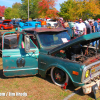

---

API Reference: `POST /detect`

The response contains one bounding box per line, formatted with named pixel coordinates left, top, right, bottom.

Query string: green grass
left=32, top=77, right=38, bottom=82
left=0, top=28, right=15, bottom=32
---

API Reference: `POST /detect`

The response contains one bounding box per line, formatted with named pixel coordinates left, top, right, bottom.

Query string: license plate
left=91, top=68, right=95, bottom=73
left=91, top=65, right=100, bottom=74
left=92, top=84, right=100, bottom=99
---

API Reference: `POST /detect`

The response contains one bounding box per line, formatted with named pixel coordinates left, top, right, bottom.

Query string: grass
left=0, top=28, right=15, bottom=32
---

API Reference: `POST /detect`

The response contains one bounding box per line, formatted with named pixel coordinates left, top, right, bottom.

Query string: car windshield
left=3, top=23, right=9, bottom=25
left=38, top=31, right=71, bottom=48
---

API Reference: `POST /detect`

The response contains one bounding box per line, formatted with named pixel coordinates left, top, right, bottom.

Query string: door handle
left=3, top=56, right=11, bottom=57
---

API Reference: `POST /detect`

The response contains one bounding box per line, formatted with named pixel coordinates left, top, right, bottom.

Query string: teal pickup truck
left=2, top=27, right=100, bottom=95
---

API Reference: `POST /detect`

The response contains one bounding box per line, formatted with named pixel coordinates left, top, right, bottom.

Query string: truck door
left=2, top=32, right=39, bottom=77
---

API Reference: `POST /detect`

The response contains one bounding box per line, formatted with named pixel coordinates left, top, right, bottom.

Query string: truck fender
left=45, top=64, right=73, bottom=82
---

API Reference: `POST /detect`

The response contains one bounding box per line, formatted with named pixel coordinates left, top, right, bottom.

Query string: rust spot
left=11, top=67, right=15, bottom=68
left=5, top=66, right=9, bottom=69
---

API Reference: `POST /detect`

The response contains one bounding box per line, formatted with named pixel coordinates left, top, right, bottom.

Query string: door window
left=4, top=34, right=18, bottom=49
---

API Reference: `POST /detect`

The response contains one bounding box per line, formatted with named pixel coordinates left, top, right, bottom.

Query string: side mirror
left=25, top=35, right=30, bottom=53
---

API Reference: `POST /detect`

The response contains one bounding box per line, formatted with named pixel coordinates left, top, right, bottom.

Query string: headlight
left=85, top=70, right=90, bottom=78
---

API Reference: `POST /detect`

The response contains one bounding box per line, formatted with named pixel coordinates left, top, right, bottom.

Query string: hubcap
left=53, top=68, right=66, bottom=84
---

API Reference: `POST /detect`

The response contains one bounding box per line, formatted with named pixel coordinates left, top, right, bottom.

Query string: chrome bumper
left=82, top=79, right=100, bottom=94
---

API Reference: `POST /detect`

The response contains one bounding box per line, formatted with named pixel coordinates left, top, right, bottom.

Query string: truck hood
left=48, top=32, right=100, bottom=54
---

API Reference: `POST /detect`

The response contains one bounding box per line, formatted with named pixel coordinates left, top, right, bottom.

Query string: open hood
left=48, top=32, right=100, bottom=54
left=3, top=20, right=11, bottom=23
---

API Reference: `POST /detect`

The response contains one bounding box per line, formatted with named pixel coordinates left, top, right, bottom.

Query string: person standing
left=56, top=17, right=64, bottom=28
left=89, top=21, right=95, bottom=33
left=89, top=21, right=97, bottom=47
left=94, top=21, right=98, bottom=32
left=84, top=20, right=92, bottom=34
left=73, top=18, right=87, bottom=36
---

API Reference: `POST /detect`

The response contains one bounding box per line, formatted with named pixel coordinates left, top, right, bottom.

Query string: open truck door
left=2, top=32, right=39, bottom=77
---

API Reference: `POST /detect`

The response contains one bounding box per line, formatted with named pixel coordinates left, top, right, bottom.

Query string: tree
left=10, top=2, right=22, bottom=19
left=58, top=0, right=100, bottom=21
left=0, top=6, right=6, bottom=17
left=58, top=0, right=77, bottom=21
left=20, top=0, right=41, bottom=19
left=4, top=7, right=12, bottom=19
left=38, top=0, right=58, bottom=18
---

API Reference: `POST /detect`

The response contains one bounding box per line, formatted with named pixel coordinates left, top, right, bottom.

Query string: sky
left=0, top=0, right=66, bottom=11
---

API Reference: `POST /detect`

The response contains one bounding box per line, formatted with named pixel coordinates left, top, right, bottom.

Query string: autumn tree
left=82, top=0, right=100, bottom=19
left=58, top=0, right=100, bottom=21
left=38, top=0, right=58, bottom=18
left=0, top=6, right=6, bottom=17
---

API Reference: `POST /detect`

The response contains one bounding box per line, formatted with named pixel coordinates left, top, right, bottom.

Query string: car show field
left=0, top=29, right=99, bottom=100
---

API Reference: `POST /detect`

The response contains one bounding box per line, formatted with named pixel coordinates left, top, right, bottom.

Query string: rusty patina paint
left=23, top=27, right=67, bottom=33
left=5, top=66, right=9, bottom=69
left=11, top=67, right=16, bottom=68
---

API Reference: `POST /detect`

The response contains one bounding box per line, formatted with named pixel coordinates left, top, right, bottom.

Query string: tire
left=51, top=67, right=69, bottom=86
left=1, top=26, right=4, bottom=30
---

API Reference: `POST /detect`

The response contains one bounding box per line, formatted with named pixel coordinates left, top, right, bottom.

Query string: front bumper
left=82, top=79, right=100, bottom=94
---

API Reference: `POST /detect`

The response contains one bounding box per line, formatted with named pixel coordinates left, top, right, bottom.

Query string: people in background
left=64, top=22, right=72, bottom=37
left=89, top=21, right=97, bottom=47
left=89, top=21, right=95, bottom=33
left=84, top=20, right=92, bottom=34
left=73, top=18, right=86, bottom=36
left=94, top=21, right=98, bottom=32
left=56, top=17, right=64, bottom=28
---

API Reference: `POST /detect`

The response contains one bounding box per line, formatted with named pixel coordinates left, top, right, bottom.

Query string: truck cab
left=2, top=27, right=100, bottom=95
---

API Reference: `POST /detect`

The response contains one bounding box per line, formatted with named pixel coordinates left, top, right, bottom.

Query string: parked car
left=10, top=19, right=22, bottom=28
left=15, top=21, right=41, bottom=31
left=0, top=21, right=3, bottom=24
left=0, top=20, right=13, bottom=30
left=46, top=19, right=57, bottom=27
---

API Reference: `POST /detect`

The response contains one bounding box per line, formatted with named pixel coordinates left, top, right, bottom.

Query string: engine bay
left=52, top=43, right=100, bottom=65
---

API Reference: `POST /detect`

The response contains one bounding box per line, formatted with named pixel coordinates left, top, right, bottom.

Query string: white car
left=46, top=19, right=57, bottom=27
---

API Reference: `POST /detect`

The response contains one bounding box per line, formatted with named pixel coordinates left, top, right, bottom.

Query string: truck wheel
left=51, top=67, right=69, bottom=86
left=1, top=26, right=4, bottom=30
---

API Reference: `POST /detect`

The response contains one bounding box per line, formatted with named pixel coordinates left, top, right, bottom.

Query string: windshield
left=38, top=31, right=71, bottom=48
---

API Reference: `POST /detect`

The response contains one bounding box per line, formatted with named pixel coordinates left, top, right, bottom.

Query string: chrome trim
left=81, top=61, right=100, bottom=83
left=3, top=67, right=38, bottom=72
left=40, top=62, right=46, bottom=65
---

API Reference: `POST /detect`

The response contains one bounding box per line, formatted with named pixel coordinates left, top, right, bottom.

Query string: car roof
left=23, top=27, right=67, bottom=33
left=3, top=19, right=11, bottom=21
left=25, top=21, right=41, bottom=24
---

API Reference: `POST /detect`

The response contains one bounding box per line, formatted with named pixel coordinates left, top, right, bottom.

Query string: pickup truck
left=2, top=27, right=100, bottom=95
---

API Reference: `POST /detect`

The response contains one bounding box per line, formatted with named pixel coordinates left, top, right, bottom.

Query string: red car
left=0, top=20, right=13, bottom=30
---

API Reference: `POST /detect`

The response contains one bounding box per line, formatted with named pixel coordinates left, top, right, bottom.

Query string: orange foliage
left=38, top=0, right=59, bottom=18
